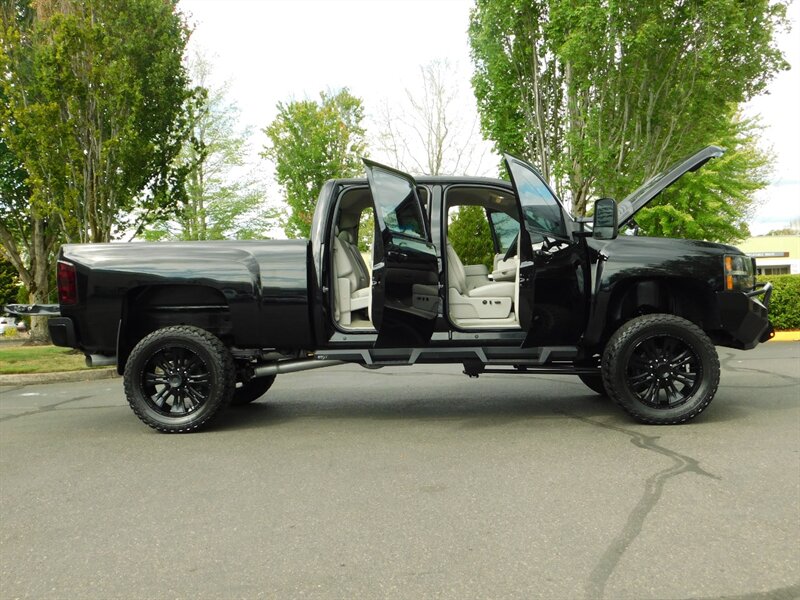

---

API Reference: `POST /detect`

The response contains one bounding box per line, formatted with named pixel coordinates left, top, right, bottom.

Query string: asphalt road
left=1, top=343, right=798, bottom=600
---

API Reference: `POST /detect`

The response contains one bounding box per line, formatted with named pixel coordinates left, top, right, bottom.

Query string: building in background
left=737, top=235, right=800, bottom=275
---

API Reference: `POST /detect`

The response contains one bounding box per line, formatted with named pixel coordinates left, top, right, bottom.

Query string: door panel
left=501, top=158, right=539, bottom=346
left=504, top=154, right=586, bottom=346
left=364, top=160, right=439, bottom=348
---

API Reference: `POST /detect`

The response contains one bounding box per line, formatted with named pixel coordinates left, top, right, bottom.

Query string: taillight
left=57, top=261, right=78, bottom=305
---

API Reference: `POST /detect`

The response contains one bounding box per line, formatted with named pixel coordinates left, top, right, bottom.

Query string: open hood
left=617, top=145, right=724, bottom=226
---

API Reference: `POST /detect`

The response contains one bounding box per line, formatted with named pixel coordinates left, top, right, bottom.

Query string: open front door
left=363, top=160, right=439, bottom=348
left=504, top=154, right=566, bottom=347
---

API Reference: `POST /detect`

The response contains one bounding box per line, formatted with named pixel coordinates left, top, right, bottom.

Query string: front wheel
left=123, top=326, right=235, bottom=432
left=602, top=314, right=720, bottom=424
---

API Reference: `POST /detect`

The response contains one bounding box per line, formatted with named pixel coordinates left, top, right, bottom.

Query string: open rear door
left=363, top=160, right=439, bottom=348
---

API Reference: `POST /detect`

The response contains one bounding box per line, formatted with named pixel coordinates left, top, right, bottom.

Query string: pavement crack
left=564, top=414, right=720, bottom=600
left=0, top=395, right=92, bottom=422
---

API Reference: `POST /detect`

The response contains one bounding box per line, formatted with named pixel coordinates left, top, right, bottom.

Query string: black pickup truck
left=36, top=147, right=772, bottom=432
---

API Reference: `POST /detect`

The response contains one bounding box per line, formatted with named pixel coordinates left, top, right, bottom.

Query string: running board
left=461, top=363, right=599, bottom=378
left=315, top=345, right=581, bottom=368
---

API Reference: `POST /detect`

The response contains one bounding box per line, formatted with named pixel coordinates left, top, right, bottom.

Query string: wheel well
left=602, top=278, right=715, bottom=346
left=117, top=285, right=232, bottom=373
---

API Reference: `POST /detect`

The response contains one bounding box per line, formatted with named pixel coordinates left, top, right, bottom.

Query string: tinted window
left=370, top=167, right=425, bottom=239
left=506, top=160, right=565, bottom=238
left=489, top=211, right=520, bottom=252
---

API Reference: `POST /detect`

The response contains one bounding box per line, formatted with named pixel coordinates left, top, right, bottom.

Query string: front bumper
left=715, top=283, right=773, bottom=350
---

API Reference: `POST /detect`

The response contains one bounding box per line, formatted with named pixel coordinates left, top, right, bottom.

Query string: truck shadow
left=209, top=391, right=746, bottom=432
left=203, top=353, right=792, bottom=432
left=207, top=394, right=630, bottom=431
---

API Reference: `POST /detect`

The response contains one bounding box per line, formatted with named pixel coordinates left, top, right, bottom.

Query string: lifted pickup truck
left=39, top=147, right=772, bottom=432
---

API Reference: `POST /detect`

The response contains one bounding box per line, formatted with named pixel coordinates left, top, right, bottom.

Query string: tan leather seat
left=447, top=244, right=515, bottom=320
left=333, top=229, right=371, bottom=325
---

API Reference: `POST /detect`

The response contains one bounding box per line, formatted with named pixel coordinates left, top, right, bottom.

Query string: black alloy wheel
left=625, top=335, right=700, bottom=409
left=602, top=314, right=720, bottom=424
left=124, top=326, right=235, bottom=432
left=141, top=346, right=211, bottom=416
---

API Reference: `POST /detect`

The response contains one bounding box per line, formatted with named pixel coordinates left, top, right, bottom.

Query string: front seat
left=332, top=228, right=371, bottom=325
left=447, top=243, right=515, bottom=320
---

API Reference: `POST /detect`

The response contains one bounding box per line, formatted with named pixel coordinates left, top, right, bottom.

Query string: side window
left=371, top=167, right=426, bottom=240
left=488, top=211, right=520, bottom=253
left=506, top=160, right=566, bottom=238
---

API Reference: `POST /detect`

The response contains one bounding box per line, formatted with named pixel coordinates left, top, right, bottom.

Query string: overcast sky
left=180, top=0, right=799, bottom=235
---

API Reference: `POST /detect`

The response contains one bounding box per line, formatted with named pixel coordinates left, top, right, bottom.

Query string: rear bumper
left=715, top=283, right=773, bottom=350
left=48, top=317, right=78, bottom=348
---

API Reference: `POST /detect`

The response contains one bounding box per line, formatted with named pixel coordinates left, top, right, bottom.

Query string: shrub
left=757, top=274, right=800, bottom=330
left=448, top=205, right=495, bottom=270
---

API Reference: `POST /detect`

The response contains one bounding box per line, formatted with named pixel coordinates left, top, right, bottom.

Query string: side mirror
left=592, top=198, right=618, bottom=240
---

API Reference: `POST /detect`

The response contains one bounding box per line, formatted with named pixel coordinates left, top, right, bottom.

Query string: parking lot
left=1, top=342, right=798, bottom=599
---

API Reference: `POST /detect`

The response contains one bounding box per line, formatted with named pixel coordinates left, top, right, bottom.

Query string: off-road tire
left=578, top=373, right=607, bottom=396
left=602, top=314, right=720, bottom=424
left=231, top=376, right=276, bottom=405
left=124, top=326, right=235, bottom=433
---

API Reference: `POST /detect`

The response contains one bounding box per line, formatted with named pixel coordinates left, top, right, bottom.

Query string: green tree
left=635, top=112, right=768, bottom=243
left=469, top=0, right=788, bottom=226
left=1, top=0, right=193, bottom=243
left=0, top=2, right=61, bottom=340
left=144, top=52, right=274, bottom=241
left=1, top=0, right=192, bottom=339
left=448, top=205, right=495, bottom=270
left=0, top=257, right=20, bottom=310
left=263, top=89, right=367, bottom=239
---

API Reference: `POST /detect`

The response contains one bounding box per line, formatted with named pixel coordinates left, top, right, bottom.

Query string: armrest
left=491, top=258, right=517, bottom=282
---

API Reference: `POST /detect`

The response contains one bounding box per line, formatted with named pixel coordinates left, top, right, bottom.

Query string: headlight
left=723, top=254, right=755, bottom=291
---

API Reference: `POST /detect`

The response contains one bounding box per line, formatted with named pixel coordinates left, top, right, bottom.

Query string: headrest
left=338, top=229, right=356, bottom=245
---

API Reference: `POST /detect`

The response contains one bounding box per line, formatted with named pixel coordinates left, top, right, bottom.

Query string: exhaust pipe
left=86, top=354, right=117, bottom=368
left=252, top=359, right=343, bottom=378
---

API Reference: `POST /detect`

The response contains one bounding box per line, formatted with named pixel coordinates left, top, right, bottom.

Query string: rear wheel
left=602, top=314, right=720, bottom=424
left=123, top=326, right=235, bottom=432
left=231, top=376, right=276, bottom=405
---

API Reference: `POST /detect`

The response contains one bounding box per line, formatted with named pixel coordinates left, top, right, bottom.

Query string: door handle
left=387, top=250, right=408, bottom=261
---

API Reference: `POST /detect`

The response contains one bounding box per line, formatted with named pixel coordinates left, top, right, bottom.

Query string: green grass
left=0, top=345, right=96, bottom=374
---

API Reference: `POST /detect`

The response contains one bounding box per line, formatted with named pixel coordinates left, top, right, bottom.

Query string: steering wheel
left=502, top=232, right=519, bottom=261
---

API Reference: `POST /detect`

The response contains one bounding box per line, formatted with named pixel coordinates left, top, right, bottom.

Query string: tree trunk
left=28, top=218, right=53, bottom=344
left=27, top=289, right=51, bottom=344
